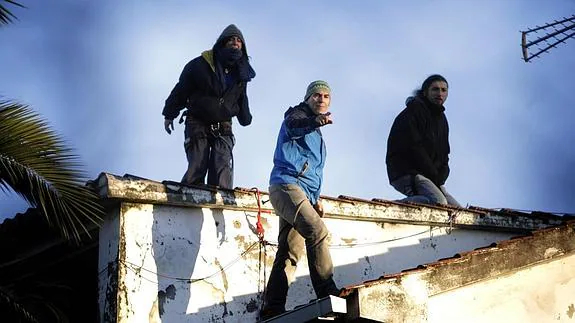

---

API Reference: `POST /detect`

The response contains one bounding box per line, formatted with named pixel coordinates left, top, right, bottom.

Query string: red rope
left=252, top=187, right=270, bottom=241
left=251, top=187, right=271, bottom=315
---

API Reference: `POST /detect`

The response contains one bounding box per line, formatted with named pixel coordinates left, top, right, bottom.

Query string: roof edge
left=94, top=172, right=569, bottom=232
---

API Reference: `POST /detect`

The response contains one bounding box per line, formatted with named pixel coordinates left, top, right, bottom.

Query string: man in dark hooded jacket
left=162, top=24, right=255, bottom=189
left=386, top=74, right=460, bottom=206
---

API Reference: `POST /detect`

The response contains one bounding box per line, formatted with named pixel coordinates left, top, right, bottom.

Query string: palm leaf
left=0, top=100, right=103, bottom=242
left=0, top=0, right=25, bottom=26
left=9, top=281, right=71, bottom=323
left=0, top=286, right=39, bottom=323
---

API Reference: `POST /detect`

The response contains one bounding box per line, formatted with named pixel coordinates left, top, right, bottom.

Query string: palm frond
left=0, top=0, right=25, bottom=26
left=0, top=286, right=39, bottom=323
left=14, top=282, right=72, bottom=323
left=0, top=100, right=103, bottom=242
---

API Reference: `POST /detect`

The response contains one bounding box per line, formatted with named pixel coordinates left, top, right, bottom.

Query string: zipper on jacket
left=297, top=161, right=309, bottom=178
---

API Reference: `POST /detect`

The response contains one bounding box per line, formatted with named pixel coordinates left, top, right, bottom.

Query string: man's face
left=424, top=80, right=448, bottom=106
left=225, top=36, right=243, bottom=50
left=306, top=90, right=331, bottom=115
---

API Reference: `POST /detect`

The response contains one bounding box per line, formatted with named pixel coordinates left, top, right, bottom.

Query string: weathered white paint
left=355, top=273, right=430, bottom=322
left=428, top=253, right=575, bottom=323
left=98, top=207, right=121, bottom=323
left=98, top=202, right=516, bottom=322
left=97, top=173, right=568, bottom=232
left=347, top=222, right=575, bottom=322
left=94, top=174, right=575, bottom=322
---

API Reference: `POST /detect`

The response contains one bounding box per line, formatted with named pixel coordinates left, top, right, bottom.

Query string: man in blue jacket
left=162, top=24, right=255, bottom=189
left=261, top=80, right=340, bottom=320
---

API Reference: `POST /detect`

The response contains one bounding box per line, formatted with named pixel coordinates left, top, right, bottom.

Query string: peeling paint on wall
left=245, top=298, right=258, bottom=313
left=544, top=247, right=563, bottom=259
left=118, top=203, right=131, bottom=320
left=356, top=275, right=428, bottom=322
left=214, top=259, right=228, bottom=291
left=157, top=284, right=176, bottom=316
left=363, top=256, right=374, bottom=277
left=103, top=261, right=118, bottom=323
left=99, top=198, right=573, bottom=322
left=567, top=303, right=575, bottom=319
left=93, top=174, right=575, bottom=322
left=98, top=172, right=569, bottom=233
left=341, top=237, right=357, bottom=244
left=149, top=298, right=159, bottom=323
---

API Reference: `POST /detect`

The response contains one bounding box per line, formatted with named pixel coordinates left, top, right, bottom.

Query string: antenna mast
left=521, top=14, right=575, bottom=62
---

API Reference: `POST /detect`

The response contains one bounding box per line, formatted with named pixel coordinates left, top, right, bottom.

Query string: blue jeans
left=263, top=184, right=339, bottom=313
left=391, top=174, right=460, bottom=207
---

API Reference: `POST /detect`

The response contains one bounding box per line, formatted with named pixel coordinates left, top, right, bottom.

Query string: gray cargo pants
left=263, top=183, right=339, bottom=312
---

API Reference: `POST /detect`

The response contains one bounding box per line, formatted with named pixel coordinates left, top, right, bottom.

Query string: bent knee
left=429, top=194, right=448, bottom=205
left=307, top=221, right=330, bottom=243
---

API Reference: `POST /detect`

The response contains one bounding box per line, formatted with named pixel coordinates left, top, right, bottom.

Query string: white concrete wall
left=98, top=207, right=120, bottom=323
left=428, top=253, right=575, bottom=323
left=98, top=202, right=516, bottom=322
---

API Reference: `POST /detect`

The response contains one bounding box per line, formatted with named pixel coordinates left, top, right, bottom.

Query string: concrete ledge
left=95, top=172, right=569, bottom=232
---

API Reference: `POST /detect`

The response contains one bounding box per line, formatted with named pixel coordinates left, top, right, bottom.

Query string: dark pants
left=181, top=119, right=235, bottom=189
left=263, top=184, right=339, bottom=313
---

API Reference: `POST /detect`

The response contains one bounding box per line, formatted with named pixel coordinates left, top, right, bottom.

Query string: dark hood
left=407, top=95, right=445, bottom=115
left=214, top=24, right=248, bottom=56
left=284, top=102, right=312, bottom=118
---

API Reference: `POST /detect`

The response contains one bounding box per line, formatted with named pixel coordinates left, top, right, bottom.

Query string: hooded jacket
left=269, top=103, right=326, bottom=204
left=386, top=95, right=450, bottom=186
left=162, top=24, right=254, bottom=126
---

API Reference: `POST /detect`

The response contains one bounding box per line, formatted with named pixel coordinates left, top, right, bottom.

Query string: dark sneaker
left=294, top=289, right=347, bottom=310
left=323, top=286, right=345, bottom=298
left=259, top=307, right=285, bottom=321
left=335, top=287, right=348, bottom=297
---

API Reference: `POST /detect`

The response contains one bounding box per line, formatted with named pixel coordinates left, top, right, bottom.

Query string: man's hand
left=315, top=112, right=333, bottom=127
left=164, top=118, right=174, bottom=134
left=313, top=200, right=324, bottom=217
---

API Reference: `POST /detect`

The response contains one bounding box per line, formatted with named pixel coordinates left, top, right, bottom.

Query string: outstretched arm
left=285, top=108, right=332, bottom=138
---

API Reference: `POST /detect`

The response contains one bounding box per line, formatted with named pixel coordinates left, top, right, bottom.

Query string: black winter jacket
left=162, top=50, right=252, bottom=127
left=386, top=96, right=451, bottom=186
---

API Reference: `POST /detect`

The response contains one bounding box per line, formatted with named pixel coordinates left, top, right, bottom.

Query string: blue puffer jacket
left=269, top=102, right=326, bottom=204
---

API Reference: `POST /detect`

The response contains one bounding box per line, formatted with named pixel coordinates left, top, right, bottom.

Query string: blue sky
left=1, top=0, right=575, bottom=220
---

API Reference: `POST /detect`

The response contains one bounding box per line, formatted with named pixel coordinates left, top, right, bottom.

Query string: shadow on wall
left=146, top=218, right=514, bottom=322
left=187, top=229, right=498, bottom=322
left=285, top=227, right=513, bottom=303
left=151, top=205, right=228, bottom=321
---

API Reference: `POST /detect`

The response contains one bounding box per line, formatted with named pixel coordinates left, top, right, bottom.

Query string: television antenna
left=521, top=14, right=575, bottom=62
